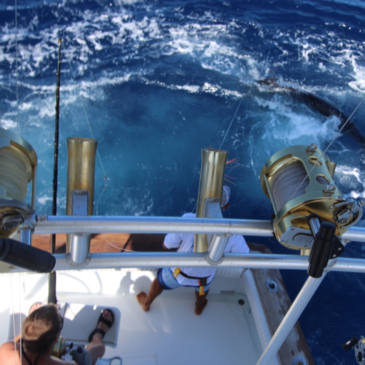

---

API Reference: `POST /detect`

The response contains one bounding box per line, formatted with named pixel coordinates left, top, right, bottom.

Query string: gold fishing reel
left=260, top=144, right=364, bottom=251
left=0, top=128, right=37, bottom=238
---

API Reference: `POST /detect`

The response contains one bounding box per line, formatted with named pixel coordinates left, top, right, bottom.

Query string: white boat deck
left=1, top=269, right=263, bottom=365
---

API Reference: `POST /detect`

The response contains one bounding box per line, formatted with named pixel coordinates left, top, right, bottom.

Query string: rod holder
left=308, top=220, right=336, bottom=278
left=195, top=149, right=228, bottom=252
left=203, top=198, right=230, bottom=264
left=19, top=226, right=33, bottom=246
left=66, top=138, right=97, bottom=256
left=205, top=234, right=230, bottom=265
left=68, top=234, right=91, bottom=265
left=67, top=190, right=91, bottom=265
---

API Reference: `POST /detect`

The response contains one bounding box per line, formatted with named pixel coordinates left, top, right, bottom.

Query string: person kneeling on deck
left=0, top=304, right=114, bottom=365
left=137, top=186, right=250, bottom=315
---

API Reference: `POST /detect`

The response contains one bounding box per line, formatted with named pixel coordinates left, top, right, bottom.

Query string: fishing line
left=67, top=58, right=110, bottom=217
left=289, top=94, right=365, bottom=202
left=101, top=235, right=138, bottom=252
left=96, top=181, right=109, bottom=215
left=66, top=47, right=113, bottom=248
left=65, top=56, right=110, bottom=226
left=10, top=275, right=17, bottom=364
left=219, top=95, right=244, bottom=150
left=11, top=2, right=22, bottom=361
left=192, top=95, right=244, bottom=212
left=18, top=273, right=23, bottom=365
left=67, top=60, right=108, bottom=181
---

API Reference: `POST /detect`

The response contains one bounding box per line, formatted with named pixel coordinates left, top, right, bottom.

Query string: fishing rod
left=52, top=38, right=62, bottom=249
left=49, top=38, right=62, bottom=305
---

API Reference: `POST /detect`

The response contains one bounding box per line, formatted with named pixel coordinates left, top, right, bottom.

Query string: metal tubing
left=207, top=234, right=230, bottom=263
left=34, top=216, right=274, bottom=235
left=70, top=234, right=90, bottom=264
left=19, top=227, right=32, bottom=245
left=342, top=227, right=365, bottom=242
left=21, top=252, right=305, bottom=271
left=66, top=138, right=97, bottom=253
left=195, top=148, right=228, bottom=252
left=68, top=190, right=91, bottom=264
left=6, top=254, right=365, bottom=273
left=328, top=258, right=365, bottom=273
left=66, top=138, right=97, bottom=217
left=34, top=215, right=365, bottom=242
left=256, top=274, right=326, bottom=365
left=308, top=217, right=320, bottom=236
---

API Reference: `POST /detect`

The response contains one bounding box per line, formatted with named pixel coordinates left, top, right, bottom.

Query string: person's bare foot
left=195, top=299, right=208, bottom=315
left=90, top=309, right=114, bottom=343
left=136, top=292, right=150, bottom=312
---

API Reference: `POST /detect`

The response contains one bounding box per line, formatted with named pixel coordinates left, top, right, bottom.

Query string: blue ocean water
left=1, top=0, right=365, bottom=363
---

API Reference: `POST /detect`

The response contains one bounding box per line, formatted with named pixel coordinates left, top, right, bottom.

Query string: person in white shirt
left=136, top=186, right=250, bottom=315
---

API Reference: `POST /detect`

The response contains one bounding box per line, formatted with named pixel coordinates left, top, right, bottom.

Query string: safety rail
left=34, top=215, right=365, bottom=241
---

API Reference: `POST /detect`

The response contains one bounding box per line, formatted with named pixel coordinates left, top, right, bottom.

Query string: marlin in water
left=256, top=78, right=365, bottom=145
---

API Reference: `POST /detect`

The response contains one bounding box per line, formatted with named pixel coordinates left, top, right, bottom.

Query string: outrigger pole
left=49, top=38, right=62, bottom=305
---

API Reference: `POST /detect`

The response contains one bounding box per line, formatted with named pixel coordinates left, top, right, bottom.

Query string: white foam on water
left=0, top=0, right=363, bottom=99
left=346, top=190, right=365, bottom=199
left=348, top=61, right=365, bottom=93
left=336, top=166, right=363, bottom=184
left=255, top=96, right=342, bottom=146
left=114, top=0, right=144, bottom=5
left=0, top=71, right=134, bottom=133
left=175, top=85, right=200, bottom=93
left=271, top=25, right=364, bottom=94
left=200, top=82, right=242, bottom=98
left=335, top=165, right=365, bottom=198
left=137, top=77, right=243, bottom=99
left=321, top=0, right=365, bottom=9
left=37, top=196, right=52, bottom=206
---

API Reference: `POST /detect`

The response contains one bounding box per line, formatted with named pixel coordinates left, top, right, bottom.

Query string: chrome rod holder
left=203, top=198, right=230, bottom=265
left=68, top=190, right=90, bottom=265
left=19, top=226, right=33, bottom=246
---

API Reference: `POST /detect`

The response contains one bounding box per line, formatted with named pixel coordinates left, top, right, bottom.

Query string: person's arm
left=0, top=342, right=78, bottom=365
left=0, top=342, right=16, bottom=365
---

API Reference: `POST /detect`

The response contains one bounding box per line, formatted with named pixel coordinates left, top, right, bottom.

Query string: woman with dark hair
left=0, top=304, right=114, bottom=365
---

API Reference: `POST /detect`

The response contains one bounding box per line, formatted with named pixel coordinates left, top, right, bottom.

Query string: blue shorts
left=157, top=268, right=212, bottom=292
